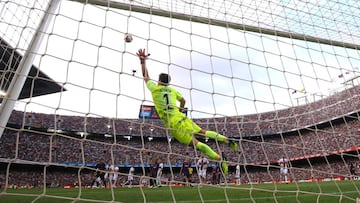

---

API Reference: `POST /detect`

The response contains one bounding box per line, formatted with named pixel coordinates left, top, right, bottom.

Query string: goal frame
left=68, top=0, right=360, bottom=50
left=0, top=0, right=61, bottom=138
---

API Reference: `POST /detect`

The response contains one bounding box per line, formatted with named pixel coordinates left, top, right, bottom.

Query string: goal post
left=1, top=0, right=360, bottom=203
left=68, top=0, right=360, bottom=50
left=0, top=0, right=61, bottom=138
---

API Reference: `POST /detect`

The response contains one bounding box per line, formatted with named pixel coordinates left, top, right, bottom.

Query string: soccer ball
left=124, top=33, right=133, bottom=43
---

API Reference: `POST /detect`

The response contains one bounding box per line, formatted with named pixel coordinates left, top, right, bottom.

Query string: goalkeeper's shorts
left=169, top=113, right=201, bottom=145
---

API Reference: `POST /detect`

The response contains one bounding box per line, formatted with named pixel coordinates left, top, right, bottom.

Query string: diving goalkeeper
left=137, top=48, right=237, bottom=175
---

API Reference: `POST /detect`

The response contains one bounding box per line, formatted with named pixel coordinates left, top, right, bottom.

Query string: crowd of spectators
left=8, top=85, right=360, bottom=138
left=0, top=85, right=360, bottom=187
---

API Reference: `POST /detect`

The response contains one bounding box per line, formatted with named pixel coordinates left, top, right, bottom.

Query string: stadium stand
left=0, top=85, right=360, bottom=187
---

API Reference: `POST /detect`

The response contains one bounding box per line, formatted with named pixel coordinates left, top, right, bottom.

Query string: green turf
left=1, top=181, right=360, bottom=203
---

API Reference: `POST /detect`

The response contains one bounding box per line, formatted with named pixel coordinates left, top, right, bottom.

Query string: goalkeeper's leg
left=194, top=140, right=228, bottom=175
left=171, top=118, right=230, bottom=175
left=197, top=130, right=238, bottom=152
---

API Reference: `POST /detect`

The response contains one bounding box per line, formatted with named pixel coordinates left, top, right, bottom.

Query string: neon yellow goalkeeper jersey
left=146, top=80, right=183, bottom=126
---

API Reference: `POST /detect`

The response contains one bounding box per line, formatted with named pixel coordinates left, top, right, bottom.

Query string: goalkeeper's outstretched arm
left=136, top=49, right=150, bottom=83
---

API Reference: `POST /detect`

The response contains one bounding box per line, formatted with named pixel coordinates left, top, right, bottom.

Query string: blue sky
left=1, top=0, right=360, bottom=119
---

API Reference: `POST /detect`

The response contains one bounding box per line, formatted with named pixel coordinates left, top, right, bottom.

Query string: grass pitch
left=1, top=181, right=360, bottom=203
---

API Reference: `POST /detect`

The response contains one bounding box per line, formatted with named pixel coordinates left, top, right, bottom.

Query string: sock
left=195, top=142, right=220, bottom=160
left=205, top=131, right=227, bottom=143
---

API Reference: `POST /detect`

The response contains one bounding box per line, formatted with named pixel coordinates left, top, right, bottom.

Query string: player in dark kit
left=149, top=158, right=158, bottom=188
left=349, top=162, right=356, bottom=176
left=92, top=159, right=106, bottom=188
left=211, top=163, right=221, bottom=185
left=180, top=158, right=192, bottom=186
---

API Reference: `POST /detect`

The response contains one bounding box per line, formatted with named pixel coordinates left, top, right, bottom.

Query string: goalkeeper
left=137, top=49, right=238, bottom=175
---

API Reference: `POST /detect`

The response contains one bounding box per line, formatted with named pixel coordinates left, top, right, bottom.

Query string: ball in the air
left=124, top=33, right=133, bottom=43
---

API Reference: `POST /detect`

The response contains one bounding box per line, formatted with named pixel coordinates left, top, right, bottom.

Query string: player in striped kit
left=197, top=155, right=209, bottom=184
left=278, top=156, right=289, bottom=183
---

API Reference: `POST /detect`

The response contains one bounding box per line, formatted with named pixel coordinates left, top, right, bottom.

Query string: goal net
left=1, top=0, right=360, bottom=202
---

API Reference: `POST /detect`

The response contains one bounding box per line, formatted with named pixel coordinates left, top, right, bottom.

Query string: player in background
left=123, top=165, right=135, bottom=188
left=211, top=163, right=221, bottom=185
left=92, top=159, right=106, bottom=188
left=349, top=161, right=356, bottom=179
left=104, top=159, right=114, bottom=188
left=180, top=158, right=192, bottom=187
left=137, top=48, right=238, bottom=175
left=149, top=158, right=158, bottom=188
left=156, top=158, right=164, bottom=187
left=197, top=155, right=209, bottom=184
left=278, top=156, right=289, bottom=183
left=235, top=164, right=241, bottom=185
left=112, top=166, right=119, bottom=188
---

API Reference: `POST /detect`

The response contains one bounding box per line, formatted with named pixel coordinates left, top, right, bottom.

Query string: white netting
left=0, top=0, right=360, bottom=202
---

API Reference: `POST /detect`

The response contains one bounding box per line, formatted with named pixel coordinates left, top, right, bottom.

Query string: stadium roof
left=0, top=38, right=65, bottom=101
